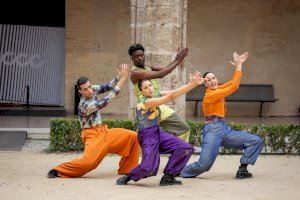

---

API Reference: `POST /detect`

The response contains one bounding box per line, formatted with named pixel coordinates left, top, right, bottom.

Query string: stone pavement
left=0, top=150, right=299, bottom=200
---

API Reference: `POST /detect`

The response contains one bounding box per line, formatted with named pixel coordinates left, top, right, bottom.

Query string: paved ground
left=0, top=116, right=299, bottom=200
left=0, top=148, right=299, bottom=200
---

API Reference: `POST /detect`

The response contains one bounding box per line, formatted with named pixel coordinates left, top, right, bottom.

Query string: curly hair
left=128, top=44, right=145, bottom=56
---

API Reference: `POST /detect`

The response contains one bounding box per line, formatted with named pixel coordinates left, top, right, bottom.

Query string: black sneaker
left=47, top=169, right=59, bottom=178
left=159, top=174, right=182, bottom=186
left=116, top=175, right=131, bottom=185
left=236, top=166, right=253, bottom=179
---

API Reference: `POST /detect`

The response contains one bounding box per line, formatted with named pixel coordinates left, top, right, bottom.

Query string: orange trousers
left=54, top=124, right=139, bottom=178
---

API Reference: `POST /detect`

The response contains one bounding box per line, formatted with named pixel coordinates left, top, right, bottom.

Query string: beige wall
left=65, top=0, right=300, bottom=117
left=186, top=0, right=300, bottom=116
left=65, top=0, right=131, bottom=115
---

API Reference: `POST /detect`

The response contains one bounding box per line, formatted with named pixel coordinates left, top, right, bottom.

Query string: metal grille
left=0, top=24, right=64, bottom=106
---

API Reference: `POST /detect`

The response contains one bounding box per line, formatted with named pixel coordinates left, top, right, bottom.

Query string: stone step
left=0, top=128, right=50, bottom=139
left=0, top=106, right=66, bottom=116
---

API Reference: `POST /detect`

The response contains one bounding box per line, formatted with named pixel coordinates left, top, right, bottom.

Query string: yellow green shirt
left=131, top=65, right=174, bottom=121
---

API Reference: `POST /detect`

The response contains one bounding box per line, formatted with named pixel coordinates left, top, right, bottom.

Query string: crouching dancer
left=117, top=71, right=205, bottom=186
left=181, top=52, right=263, bottom=179
left=48, top=64, right=139, bottom=178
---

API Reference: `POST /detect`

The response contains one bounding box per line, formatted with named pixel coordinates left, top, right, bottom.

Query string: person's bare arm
left=131, top=48, right=189, bottom=83
left=159, top=91, right=172, bottom=96
left=151, top=66, right=165, bottom=71
left=144, top=71, right=205, bottom=108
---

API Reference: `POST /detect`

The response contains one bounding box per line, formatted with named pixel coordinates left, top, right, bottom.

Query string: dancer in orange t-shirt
left=181, top=52, right=263, bottom=179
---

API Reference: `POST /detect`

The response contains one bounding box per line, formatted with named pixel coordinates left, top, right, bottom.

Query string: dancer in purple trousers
left=116, top=71, right=206, bottom=186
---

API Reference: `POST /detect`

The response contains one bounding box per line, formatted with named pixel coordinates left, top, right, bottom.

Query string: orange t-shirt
left=202, top=70, right=242, bottom=118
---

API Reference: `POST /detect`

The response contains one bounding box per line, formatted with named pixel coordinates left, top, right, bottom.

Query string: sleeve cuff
left=114, top=85, right=121, bottom=92
left=235, top=70, right=242, bottom=76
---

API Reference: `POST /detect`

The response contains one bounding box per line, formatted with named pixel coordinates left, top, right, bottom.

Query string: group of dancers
left=47, top=44, right=263, bottom=186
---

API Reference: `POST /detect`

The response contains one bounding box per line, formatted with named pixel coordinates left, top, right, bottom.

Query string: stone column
left=129, top=0, right=187, bottom=120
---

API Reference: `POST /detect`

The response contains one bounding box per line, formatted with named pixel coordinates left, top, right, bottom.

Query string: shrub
left=49, top=118, right=300, bottom=155
left=49, top=118, right=83, bottom=152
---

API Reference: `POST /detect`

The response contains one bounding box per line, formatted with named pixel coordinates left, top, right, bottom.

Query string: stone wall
left=65, top=0, right=130, bottom=115
left=65, top=0, right=300, bottom=117
left=186, top=0, right=300, bottom=116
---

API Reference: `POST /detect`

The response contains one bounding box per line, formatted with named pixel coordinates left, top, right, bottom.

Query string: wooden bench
left=186, top=84, right=278, bottom=117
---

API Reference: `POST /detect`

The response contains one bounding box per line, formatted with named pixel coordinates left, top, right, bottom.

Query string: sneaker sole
left=116, top=182, right=128, bottom=185
left=181, top=175, right=197, bottom=179
left=159, top=182, right=182, bottom=186
left=47, top=174, right=57, bottom=178
left=236, top=175, right=253, bottom=179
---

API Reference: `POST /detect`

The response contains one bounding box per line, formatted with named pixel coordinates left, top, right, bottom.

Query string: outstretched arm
left=84, top=64, right=130, bottom=115
left=205, top=52, right=249, bottom=102
left=130, top=48, right=189, bottom=83
left=93, top=76, right=120, bottom=94
left=218, top=71, right=236, bottom=89
left=159, top=90, right=172, bottom=96
left=219, top=52, right=248, bottom=89
left=83, top=87, right=121, bottom=115
left=144, top=71, right=205, bottom=108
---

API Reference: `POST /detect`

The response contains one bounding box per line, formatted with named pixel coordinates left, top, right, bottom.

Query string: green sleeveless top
left=131, top=65, right=174, bottom=121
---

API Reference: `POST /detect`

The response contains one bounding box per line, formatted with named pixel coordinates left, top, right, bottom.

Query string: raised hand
left=117, top=64, right=130, bottom=79
left=175, top=47, right=189, bottom=63
left=198, top=77, right=207, bottom=85
left=230, top=52, right=249, bottom=67
left=189, top=71, right=204, bottom=85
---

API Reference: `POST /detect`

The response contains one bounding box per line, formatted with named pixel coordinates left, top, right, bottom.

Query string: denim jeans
left=181, top=120, right=263, bottom=178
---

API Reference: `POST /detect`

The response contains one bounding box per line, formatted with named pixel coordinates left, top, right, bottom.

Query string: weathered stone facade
left=65, top=0, right=300, bottom=117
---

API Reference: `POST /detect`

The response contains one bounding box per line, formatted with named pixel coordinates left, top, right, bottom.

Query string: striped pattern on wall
left=0, top=24, right=64, bottom=106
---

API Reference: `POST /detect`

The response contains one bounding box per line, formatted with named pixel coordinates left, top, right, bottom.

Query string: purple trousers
left=128, top=125, right=194, bottom=182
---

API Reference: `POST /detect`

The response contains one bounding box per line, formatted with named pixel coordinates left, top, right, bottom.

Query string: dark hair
left=128, top=44, right=145, bottom=56
left=203, top=72, right=213, bottom=78
left=77, top=76, right=89, bottom=90
left=138, top=79, right=149, bottom=91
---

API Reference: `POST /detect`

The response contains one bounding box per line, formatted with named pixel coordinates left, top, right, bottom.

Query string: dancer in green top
left=128, top=44, right=191, bottom=142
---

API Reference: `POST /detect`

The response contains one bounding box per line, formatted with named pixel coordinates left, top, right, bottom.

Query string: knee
left=183, top=124, right=191, bottom=132
left=128, top=131, right=138, bottom=140
left=200, top=160, right=214, bottom=172
left=197, top=155, right=215, bottom=172
left=185, top=144, right=194, bottom=155
left=178, top=144, right=194, bottom=155
left=255, top=135, right=263, bottom=147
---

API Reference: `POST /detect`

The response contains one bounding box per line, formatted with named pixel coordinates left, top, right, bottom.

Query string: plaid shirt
left=78, top=76, right=120, bottom=128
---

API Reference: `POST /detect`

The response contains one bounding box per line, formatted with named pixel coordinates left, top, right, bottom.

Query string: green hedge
left=49, top=118, right=300, bottom=155
left=49, top=118, right=136, bottom=152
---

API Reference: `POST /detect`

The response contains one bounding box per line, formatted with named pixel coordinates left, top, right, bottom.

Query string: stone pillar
left=129, top=0, right=187, bottom=120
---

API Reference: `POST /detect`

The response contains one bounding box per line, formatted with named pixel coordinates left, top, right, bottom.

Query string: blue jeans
left=181, top=120, right=263, bottom=178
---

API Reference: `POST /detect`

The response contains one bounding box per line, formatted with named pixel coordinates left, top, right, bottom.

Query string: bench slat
left=185, top=84, right=278, bottom=117
left=186, top=84, right=277, bottom=102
